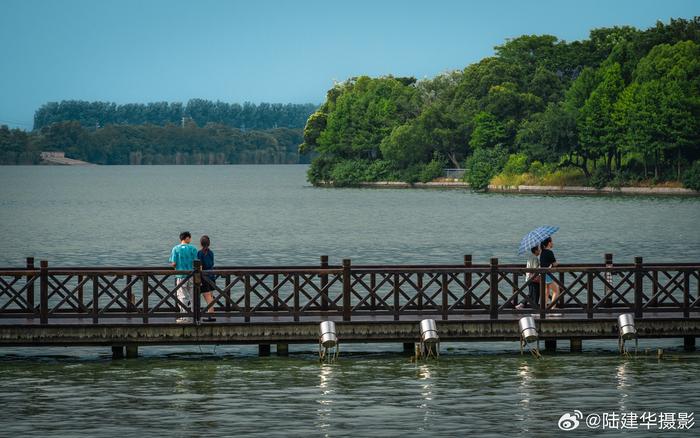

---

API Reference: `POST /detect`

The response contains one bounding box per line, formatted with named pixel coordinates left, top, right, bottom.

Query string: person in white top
left=517, top=246, right=541, bottom=310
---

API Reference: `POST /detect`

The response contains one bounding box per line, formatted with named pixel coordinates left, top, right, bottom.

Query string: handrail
left=0, top=255, right=698, bottom=325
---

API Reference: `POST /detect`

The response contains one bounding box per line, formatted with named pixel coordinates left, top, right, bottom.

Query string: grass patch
left=491, top=167, right=587, bottom=187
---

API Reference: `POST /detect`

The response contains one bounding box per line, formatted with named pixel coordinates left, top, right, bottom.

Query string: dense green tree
left=579, top=63, right=626, bottom=173
left=469, top=112, right=507, bottom=150
left=316, top=76, right=421, bottom=158
left=616, top=41, right=700, bottom=178
left=380, top=123, right=431, bottom=166
left=515, top=103, right=578, bottom=167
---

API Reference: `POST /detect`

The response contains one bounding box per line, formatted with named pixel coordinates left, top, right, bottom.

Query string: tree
left=579, top=63, right=626, bottom=173
left=299, top=110, right=327, bottom=154
left=380, top=123, right=431, bottom=166
left=516, top=103, right=578, bottom=167
left=316, top=76, right=421, bottom=159
left=469, top=112, right=507, bottom=150
left=616, top=41, right=700, bottom=178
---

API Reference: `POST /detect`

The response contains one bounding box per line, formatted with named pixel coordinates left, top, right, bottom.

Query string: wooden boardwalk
left=1, top=256, right=699, bottom=354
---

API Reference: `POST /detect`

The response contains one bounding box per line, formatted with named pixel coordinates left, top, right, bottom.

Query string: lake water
left=1, top=165, right=699, bottom=436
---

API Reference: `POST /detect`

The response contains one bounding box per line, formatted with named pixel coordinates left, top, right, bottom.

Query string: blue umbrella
left=518, top=225, right=559, bottom=255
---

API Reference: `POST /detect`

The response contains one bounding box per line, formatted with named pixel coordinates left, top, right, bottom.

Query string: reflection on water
left=616, top=361, right=629, bottom=413
left=0, top=347, right=699, bottom=436
left=417, top=363, right=434, bottom=432
left=517, top=361, right=532, bottom=421
left=316, top=364, right=334, bottom=436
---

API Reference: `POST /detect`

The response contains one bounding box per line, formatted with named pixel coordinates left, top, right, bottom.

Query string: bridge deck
left=1, top=258, right=698, bottom=348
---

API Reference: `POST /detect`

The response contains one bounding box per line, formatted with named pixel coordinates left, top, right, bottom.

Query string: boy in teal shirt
left=169, top=231, right=199, bottom=323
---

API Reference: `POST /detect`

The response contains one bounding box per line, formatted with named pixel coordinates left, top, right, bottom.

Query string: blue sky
left=0, top=0, right=697, bottom=129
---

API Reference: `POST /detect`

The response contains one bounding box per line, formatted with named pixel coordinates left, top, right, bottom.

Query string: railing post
left=651, top=270, right=659, bottom=308
left=142, top=274, right=149, bottom=324
left=634, top=257, right=643, bottom=318
left=441, top=272, right=448, bottom=320
left=464, top=255, right=472, bottom=312
left=225, top=274, right=232, bottom=312
left=539, top=272, right=547, bottom=320
left=244, top=274, right=251, bottom=322
left=77, top=274, right=84, bottom=312
left=126, top=274, right=133, bottom=313
left=293, top=273, right=300, bottom=322
left=342, top=259, right=351, bottom=321
left=604, top=253, right=613, bottom=307
left=586, top=271, right=594, bottom=319
left=92, top=274, right=99, bottom=324
left=273, top=273, right=280, bottom=311
left=683, top=270, right=690, bottom=319
left=489, top=257, right=498, bottom=320
left=193, top=260, right=202, bottom=324
left=39, top=260, right=48, bottom=324
left=26, top=257, right=35, bottom=314
left=417, top=273, right=423, bottom=311
left=320, top=255, right=329, bottom=311
left=393, top=272, right=400, bottom=321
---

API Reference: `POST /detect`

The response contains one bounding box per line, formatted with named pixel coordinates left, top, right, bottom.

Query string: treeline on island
left=1, top=122, right=307, bottom=165
left=1, top=100, right=316, bottom=165
left=301, top=17, right=700, bottom=190
left=33, top=100, right=317, bottom=131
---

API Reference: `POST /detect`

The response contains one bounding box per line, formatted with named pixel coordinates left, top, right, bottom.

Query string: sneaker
left=515, top=304, right=525, bottom=310
left=176, top=317, right=193, bottom=324
left=203, top=316, right=217, bottom=322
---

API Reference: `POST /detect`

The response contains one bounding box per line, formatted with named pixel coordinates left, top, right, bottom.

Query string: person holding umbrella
left=518, top=226, right=559, bottom=310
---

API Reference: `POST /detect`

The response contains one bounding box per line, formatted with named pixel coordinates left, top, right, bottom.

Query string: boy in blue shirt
left=169, top=231, right=199, bottom=323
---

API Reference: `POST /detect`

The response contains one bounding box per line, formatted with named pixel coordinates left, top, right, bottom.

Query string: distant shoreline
left=317, top=181, right=700, bottom=196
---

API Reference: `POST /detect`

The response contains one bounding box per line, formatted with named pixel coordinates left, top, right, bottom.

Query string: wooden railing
left=0, top=256, right=698, bottom=324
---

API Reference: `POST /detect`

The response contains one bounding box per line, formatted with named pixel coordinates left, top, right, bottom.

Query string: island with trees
left=300, top=17, right=700, bottom=191
left=1, top=100, right=316, bottom=165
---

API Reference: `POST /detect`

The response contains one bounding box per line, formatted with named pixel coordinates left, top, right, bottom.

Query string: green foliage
left=307, top=155, right=338, bottom=184
left=4, top=122, right=305, bottom=165
left=516, top=103, right=578, bottom=163
left=33, top=100, right=317, bottom=131
left=300, top=17, right=700, bottom=188
left=528, top=160, right=546, bottom=177
left=329, top=159, right=370, bottom=187
left=317, top=76, right=421, bottom=159
left=380, top=122, right=431, bottom=166
left=398, top=164, right=423, bottom=184
left=465, top=146, right=508, bottom=190
left=364, top=160, right=397, bottom=182
left=299, top=110, right=327, bottom=154
left=418, top=153, right=447, bottom=182
left=0, top=125, right=38, bottom=164
left=589, top=166, right=610, bottom=189
left=469, top=112, right=507, bottom=150
left=503, top=153, right=528, bottom=175
left=682, top=161, right=700, bottom=191
left=579, top=63, right=626, bottom=168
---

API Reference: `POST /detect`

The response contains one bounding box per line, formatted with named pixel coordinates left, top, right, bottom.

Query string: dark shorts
left=528, top=282, right=540, bottom=308
left=201, top=277, right=216, bottom=292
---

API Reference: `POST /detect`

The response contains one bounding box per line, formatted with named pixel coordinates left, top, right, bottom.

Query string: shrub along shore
left=320, top=180, right=697, bottom=196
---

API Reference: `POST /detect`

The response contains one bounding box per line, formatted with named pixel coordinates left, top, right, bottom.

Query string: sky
left=0, top=0, right=697, bottom=129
